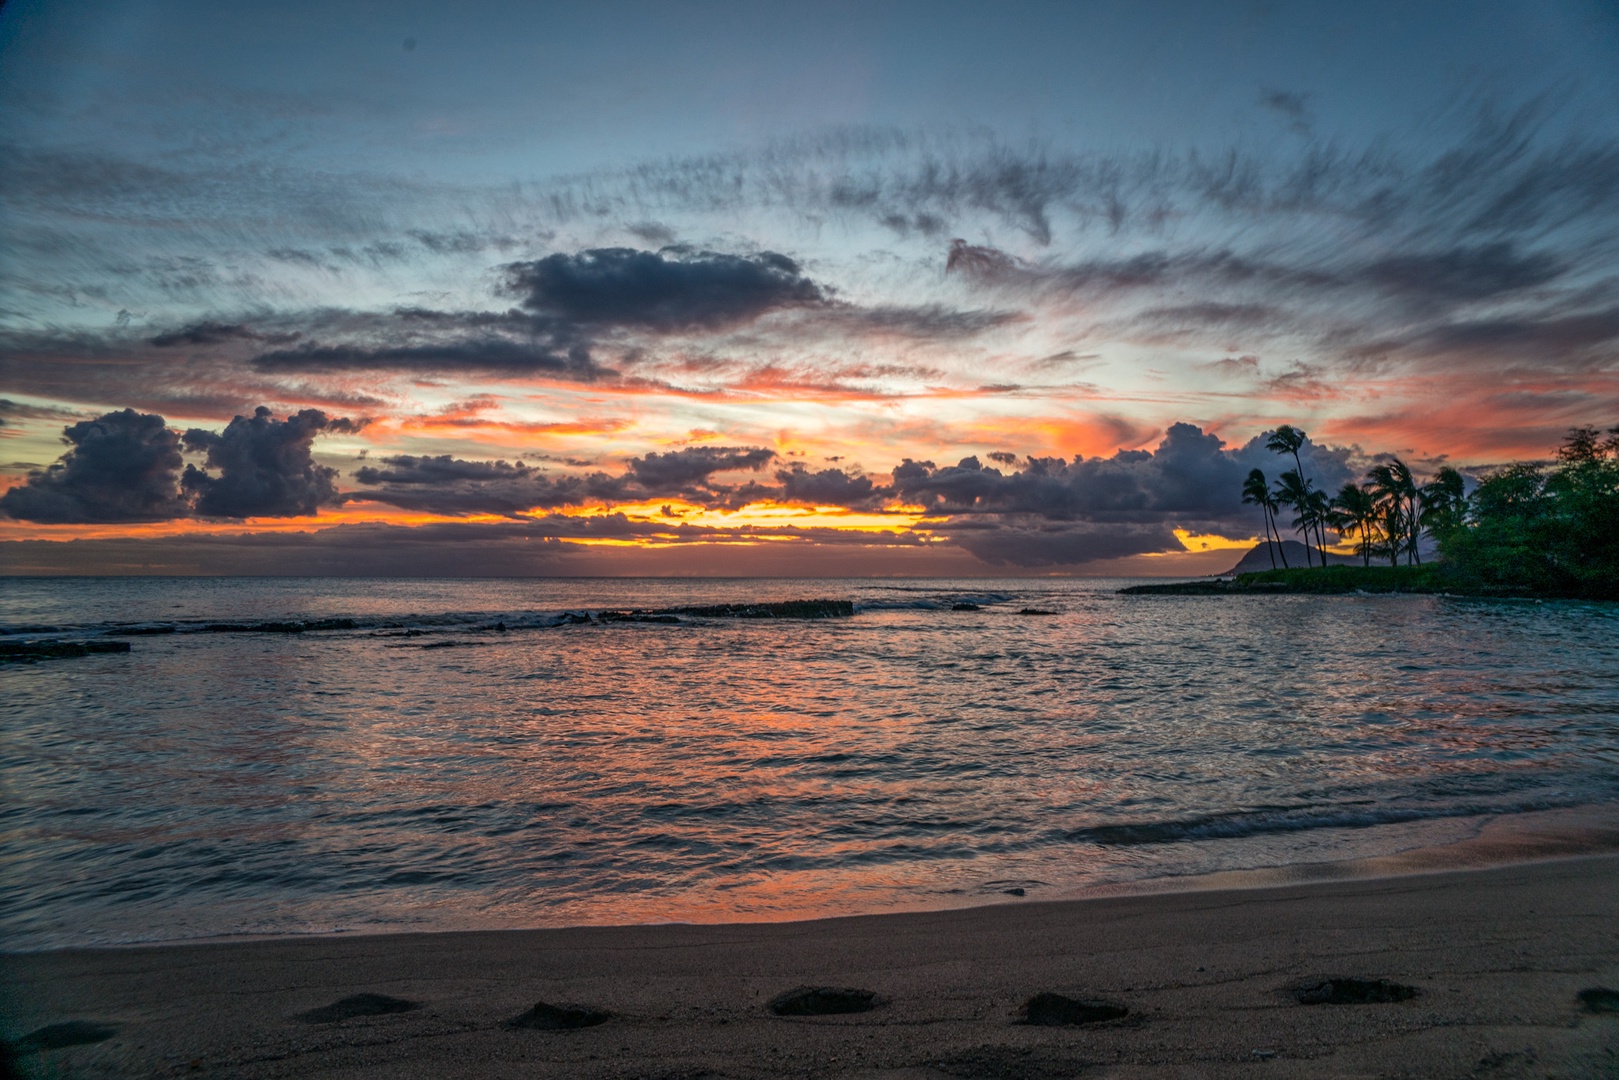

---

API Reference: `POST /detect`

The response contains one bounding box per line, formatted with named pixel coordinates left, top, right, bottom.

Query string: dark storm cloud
left=351, top=446, right=779, bottom=517
left=0, top=408, right=188, bottom=523
left=949, top=520, right=1180, bottom=567
left=355, top=455, right=540, bottom=485
left=338, top=425, right=1358, bottom=565
left=96, top=245, right=995, bottom=385
left=503, top=247, right=826, bottom=331
left=887, top=423, right=1355, bottom=566
left=251, top=338, right=608, bottom=379
left=774, top=463, right=883, bottom=508
left=351, top=454, right=616, bottom=516
left=180, top=407, right=353, bottom=519
left=625, top=445, right=777, bottom=487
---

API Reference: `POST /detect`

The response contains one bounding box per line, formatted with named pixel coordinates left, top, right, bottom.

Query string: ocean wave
left=1061, top=794, right=1604, bottom=847
left=855, top=592, right=1018, bottom=612
left=0, top=598, right=857, bottom=640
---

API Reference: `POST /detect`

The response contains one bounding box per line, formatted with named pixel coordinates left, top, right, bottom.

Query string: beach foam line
left=1070, top=801, right=1619, bottom=900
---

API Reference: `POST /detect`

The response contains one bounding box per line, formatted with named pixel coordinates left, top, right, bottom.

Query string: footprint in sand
left=8, top=1019, right=118, bottom=1054
left=1020, top=992, right=1128, bottom=1026
left=294, top=993, right=420, bottom=1023
left=768, top=987, right=878, bottom=1016
left=1577, top=987, right=1619, bottom=1013
left=1292, top=978, right=1419, bottom=1005
left=504, top=1001, right=611, bottom=1030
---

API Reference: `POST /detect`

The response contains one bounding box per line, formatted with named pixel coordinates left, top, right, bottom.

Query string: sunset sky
left=3, top=0, right=1617, bottom=575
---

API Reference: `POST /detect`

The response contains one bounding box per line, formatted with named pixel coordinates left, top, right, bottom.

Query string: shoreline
left=1118, top=563, right=1619, bottom=600
left=8, top=802, right=1619, bottom=957
left=7, top=853, right=1618, bottom=1077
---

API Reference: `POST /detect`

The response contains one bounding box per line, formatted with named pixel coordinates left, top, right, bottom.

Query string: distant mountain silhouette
left=1222, top=541, right=1359, bottom=575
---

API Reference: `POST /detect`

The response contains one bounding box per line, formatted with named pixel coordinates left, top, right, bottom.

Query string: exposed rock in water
left=951, top=602, right=981, bottom=611
left=665, top=599, right=854, bottom=619
left=1021, top=992, right=1128, bottom=1025
left=1018, top=608, right=1056, bottom=615
left=1118, top=580, right=1238, bottom=595
left=505, top=1001, right=610, bottom=1030
left=562, top=600, right=856, bottom=625
left=198, top=618, right=358, bottom=634
left=767, top=986, right=877, bottom=1016
left=0, top=640, right=131, bottom=663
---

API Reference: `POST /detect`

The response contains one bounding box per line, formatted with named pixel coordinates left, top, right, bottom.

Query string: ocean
left=3, top=576, right=1617, bottom=951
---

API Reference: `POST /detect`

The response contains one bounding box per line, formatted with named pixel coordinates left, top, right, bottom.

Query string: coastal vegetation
left=1136, top=424, right=1619, bottom=600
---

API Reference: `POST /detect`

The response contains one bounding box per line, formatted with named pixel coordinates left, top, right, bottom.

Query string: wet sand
left=5, top=854, right=1618, bottom=1078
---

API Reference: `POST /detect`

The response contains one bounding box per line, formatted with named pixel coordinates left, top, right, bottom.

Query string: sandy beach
left=5, top=854, right=1618, bottom=1079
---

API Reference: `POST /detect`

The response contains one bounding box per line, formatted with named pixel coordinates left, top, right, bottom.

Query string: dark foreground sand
left=5, top=856, right=1618, bottom=1079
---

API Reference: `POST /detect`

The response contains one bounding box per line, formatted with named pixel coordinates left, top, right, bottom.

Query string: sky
left=2, top=0, right=1617, bottom=576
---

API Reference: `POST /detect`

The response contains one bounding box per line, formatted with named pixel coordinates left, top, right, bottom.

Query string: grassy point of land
left=1120, top=563, right=1554, bottom=597
left=1233, top=564, right=1452, bottom=593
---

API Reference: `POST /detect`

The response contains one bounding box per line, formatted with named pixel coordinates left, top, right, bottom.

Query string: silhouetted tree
left=1266, top=424, right=1309, bottom=485
left=1242, top=468, right=1286, bottom=568
left=1274, top=469, right=1319, bottom=567
left=1329, top=482, right=1379, bottom=566
left=1305, top=487, right=1332, bottom=565
left=1368, top=461, right=1419, bottom=565
left=1419, top=466, right=1467, bottom=544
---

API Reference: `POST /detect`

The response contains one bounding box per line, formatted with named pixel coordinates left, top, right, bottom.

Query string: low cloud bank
left=4, top=406, right=1355, bottom=568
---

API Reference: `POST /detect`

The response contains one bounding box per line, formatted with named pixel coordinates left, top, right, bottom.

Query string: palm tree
left=1241, top=468, right=1287, bottom=568
left=1373, top=497, right=1404, bottom=567
left=1369, top=459, right=1420, bottom=565
left=1329, top=482, right=1378, bottom=566
left=1305, top=486, right=1332, bottom=566
left=1266, top=425, right=1310, bottom=485
left=1274, top=469, right=1318, bottom=567
left=1267, top=425, right=1323, bottom=566
left=1420, top=466, right=1467, bottom=543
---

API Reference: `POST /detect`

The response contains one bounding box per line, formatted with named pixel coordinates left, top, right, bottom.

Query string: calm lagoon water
left=3, top=576, right=1617, bottom=950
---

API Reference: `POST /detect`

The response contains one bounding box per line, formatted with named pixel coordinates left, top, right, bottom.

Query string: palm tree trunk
left=1409, top=494, right=1422, bottom=565
left=1272, top=506, right=1289, bottom=568
left=1290, top=448, right=1310, bottom=567
left=1264, top=508, right=1277, bottom=568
